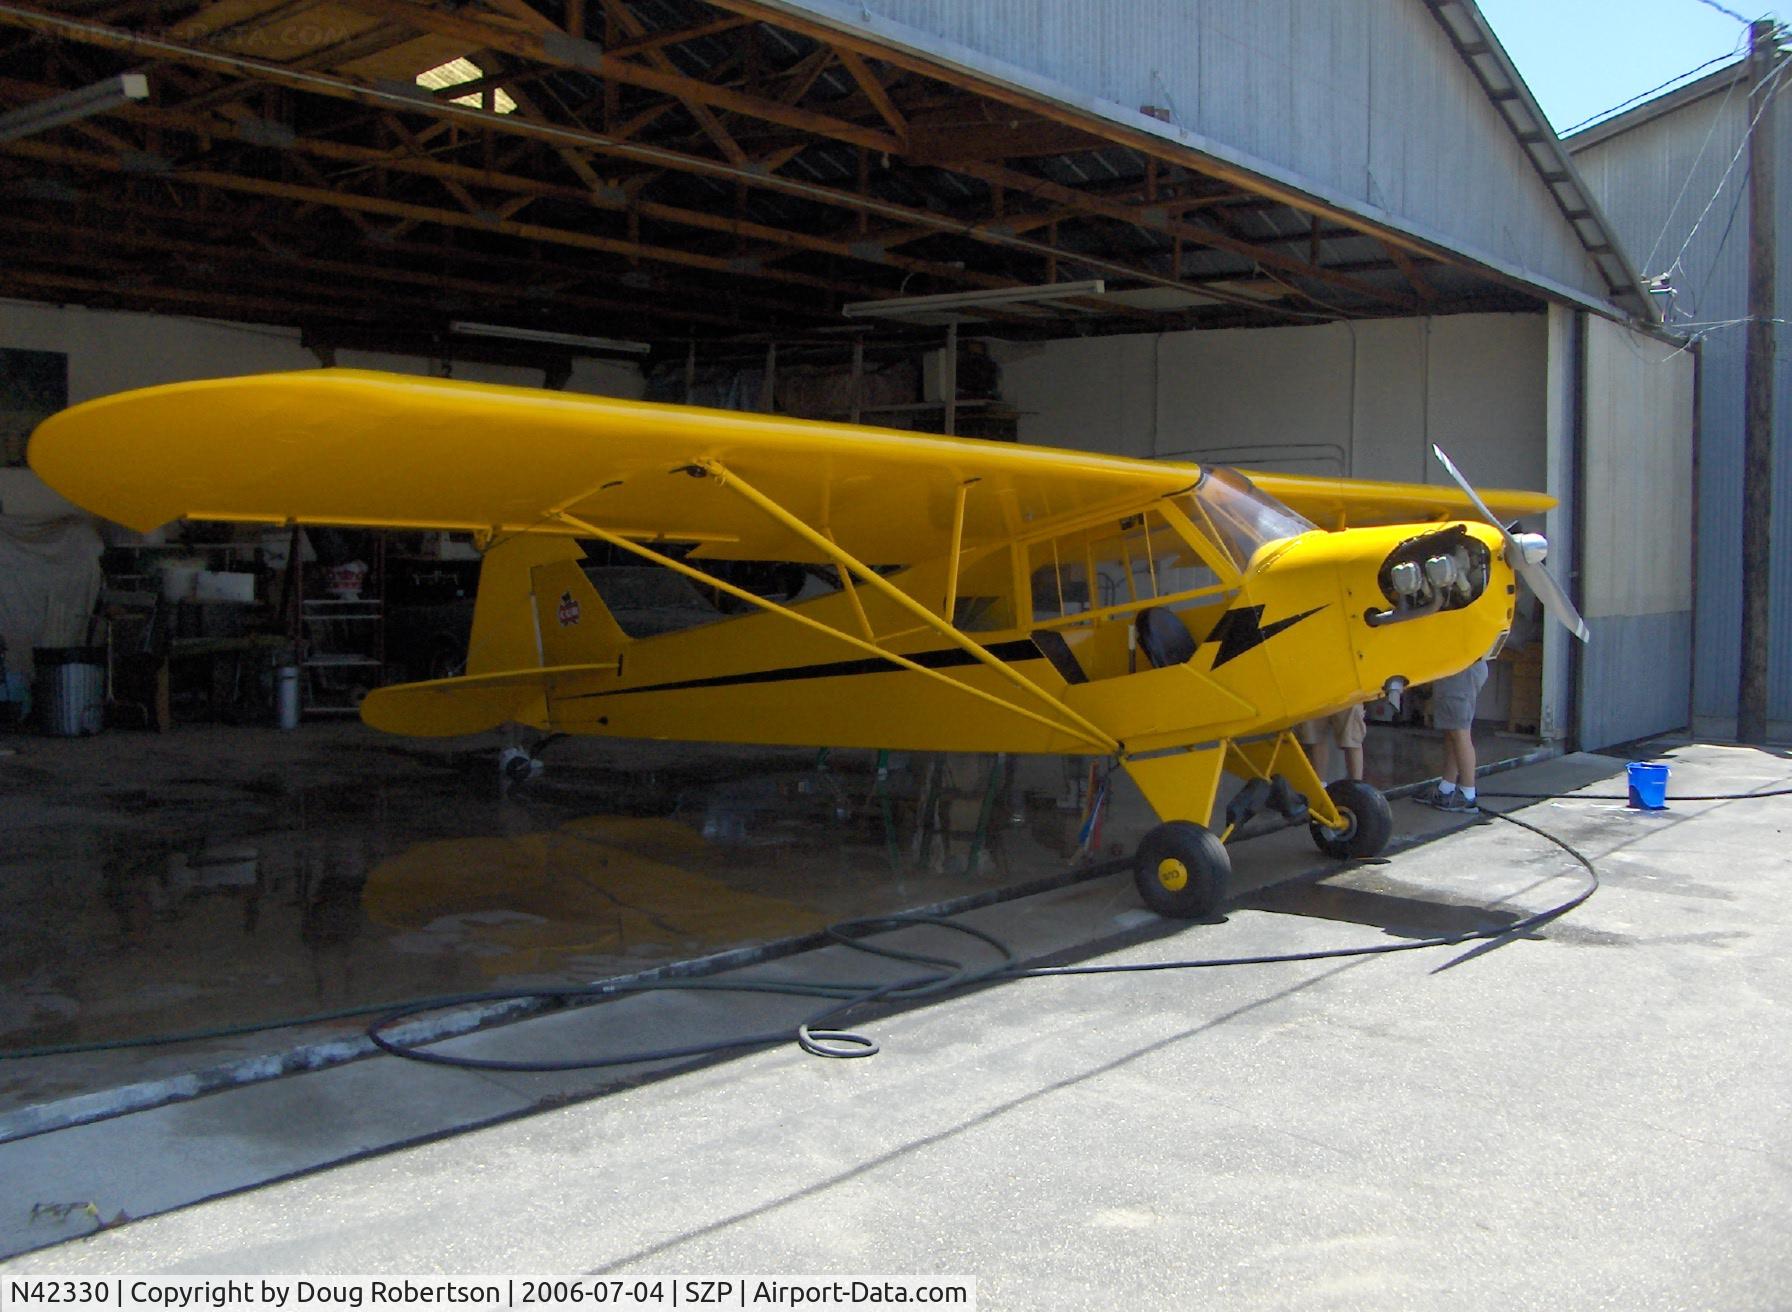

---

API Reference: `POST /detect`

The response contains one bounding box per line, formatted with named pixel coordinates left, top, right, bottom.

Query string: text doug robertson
left=127, top=1284, right=504, bottom=1308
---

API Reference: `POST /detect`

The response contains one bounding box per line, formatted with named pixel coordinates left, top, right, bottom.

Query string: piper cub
left=30, top=371, right=1585, bottom=917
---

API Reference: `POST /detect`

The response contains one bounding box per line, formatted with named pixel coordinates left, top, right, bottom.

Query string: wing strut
left=550, top=511, right=1117, bottom=754
left=695, top=458, right=1121, bottom=755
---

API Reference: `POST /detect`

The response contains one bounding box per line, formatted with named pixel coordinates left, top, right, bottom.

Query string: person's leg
left=1437, top=728, right=1478, bottom=809
left=1336, top=706, right=1367, bottom=782
left=1440, top=732, right=1461, bottom=787
left=1452, top=728, right=1478, bottom=800
left=1297, top=720, right=1330, bottom=780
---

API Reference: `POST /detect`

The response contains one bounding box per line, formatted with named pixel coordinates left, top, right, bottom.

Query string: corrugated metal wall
left=1573, top=80, right=1792, bottom=732
left=1578, top=316, right=1697, bottom=746
left=779, top=0, right=1612, bottom=309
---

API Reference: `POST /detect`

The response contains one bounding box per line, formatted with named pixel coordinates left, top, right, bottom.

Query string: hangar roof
left=0, top=0, right=1652, bottom=361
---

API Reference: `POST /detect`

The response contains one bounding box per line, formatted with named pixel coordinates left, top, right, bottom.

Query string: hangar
left=1569, top=36, right=1792, bottom=743
left=0, top=0, right=1694, bottom=751
left=0, top=0, right=1720, bottom=1264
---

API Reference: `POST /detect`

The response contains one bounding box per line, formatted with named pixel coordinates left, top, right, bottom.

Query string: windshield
left=1190, top=466, right=1316, bottom=568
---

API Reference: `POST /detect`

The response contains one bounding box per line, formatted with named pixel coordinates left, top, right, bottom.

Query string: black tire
left=1134, top=821, right=1230, bottom=919
left=1309, top=778, right=1392, bottom=859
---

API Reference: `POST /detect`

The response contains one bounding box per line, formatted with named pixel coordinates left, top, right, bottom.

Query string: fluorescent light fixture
left=842, top=279, right=1106, bottom=320
left=0, top=73, right=149, bottom=145
left=450, top=322, right=652, bottom=354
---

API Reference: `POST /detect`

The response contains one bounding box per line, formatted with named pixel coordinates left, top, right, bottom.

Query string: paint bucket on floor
left=1626, top=762, right=1669, bottom=810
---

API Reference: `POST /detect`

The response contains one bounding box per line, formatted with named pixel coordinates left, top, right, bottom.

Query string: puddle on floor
left=0, top=744, right=1121, bottom=1069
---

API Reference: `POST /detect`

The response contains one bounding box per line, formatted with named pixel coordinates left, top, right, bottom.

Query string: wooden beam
left=952, top=157, right=1418, bottom=309
left=832, top=46, right=906, bottom=145
left=697, top=0, right=1457, bottom=268
left=327, top=0, right=902, bottom=154
left=594, top=0, right=747, bottom=165
left=0, top=266, right=380, bottom=324
left=609, top=15, right=751, bottom=58
left=31, top=182, right=821, bottom=325
left=1, top=137, right=883, bottom=302
left=1379, top=239, right=1435, bottom=303
left=0, top=6, right=1331, bottom=320
left=773, top=47, right=832, bottom=107
left=0, top=213, right=756, bottom=329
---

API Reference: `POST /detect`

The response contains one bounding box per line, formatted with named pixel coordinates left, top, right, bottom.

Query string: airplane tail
left=464, top=535, right=629, bottom=676
left=362, top=535, right=630, bottom=738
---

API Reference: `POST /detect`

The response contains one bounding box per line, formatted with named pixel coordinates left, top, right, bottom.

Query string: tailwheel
left=1309, top=779, right=1392, bottom=859
left=1134, top=821, right=1230, bottom=919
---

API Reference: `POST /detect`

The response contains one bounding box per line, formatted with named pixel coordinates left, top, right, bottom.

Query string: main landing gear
left=1308, top=778, right=1392, bottom=859
left=1130, top=762, right=1393, bottom=920
left=1134, top=821, right=1230, bottom=919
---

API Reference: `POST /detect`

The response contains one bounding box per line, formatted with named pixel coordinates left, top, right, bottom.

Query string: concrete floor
left=0, top=739, right=1787, bottom=1308
left=0, top=716, right=1530, bottom=1120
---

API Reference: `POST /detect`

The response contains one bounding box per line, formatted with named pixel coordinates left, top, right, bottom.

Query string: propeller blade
left=1516, top=551, right=1591, bottom=644
left=1431, top=444, right=1590, bottom=643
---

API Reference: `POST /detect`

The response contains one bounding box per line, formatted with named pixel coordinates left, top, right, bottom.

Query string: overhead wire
left=1562, top=47, right=1746, bottom=137
left=1687, top=0, right=1758, bottom=24
left=1653, top=46, right=1792, bottom=303
left=1639, top=63, right=1746, bottom=283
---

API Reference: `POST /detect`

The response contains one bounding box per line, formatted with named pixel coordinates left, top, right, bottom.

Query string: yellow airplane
left=30, top=369, right=1586, bottom=918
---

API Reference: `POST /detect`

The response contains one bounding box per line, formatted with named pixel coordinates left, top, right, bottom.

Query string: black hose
left=363, top=809, right=1600, bottom=1071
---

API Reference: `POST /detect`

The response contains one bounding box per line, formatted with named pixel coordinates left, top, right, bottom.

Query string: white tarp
left=0, top=512, right=104, bottom=681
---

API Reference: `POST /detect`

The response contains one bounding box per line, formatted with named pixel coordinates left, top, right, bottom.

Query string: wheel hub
left=1156, top=857, right=1189, bottom=892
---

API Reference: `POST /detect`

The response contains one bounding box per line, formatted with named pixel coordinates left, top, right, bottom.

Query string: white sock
left=1461, top=786, right=1476, bottom=802
left=1437, top=781, right=1457, bottom=795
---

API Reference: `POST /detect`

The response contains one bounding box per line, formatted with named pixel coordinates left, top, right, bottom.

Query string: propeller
left=1431, top=444, right=1590, bottom=643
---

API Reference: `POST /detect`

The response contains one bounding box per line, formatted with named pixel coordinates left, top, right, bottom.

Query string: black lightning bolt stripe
left=1202, top=604, right=1326, bottom=668
left=562, top=639, right=1047, bottom=701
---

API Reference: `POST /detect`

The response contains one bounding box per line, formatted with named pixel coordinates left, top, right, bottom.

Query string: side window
left=952, top=545, right=1017, bottom=632
left=1029, top=543, right=1091, bottom=623
left=1029, top=509, right=1222, bottom=623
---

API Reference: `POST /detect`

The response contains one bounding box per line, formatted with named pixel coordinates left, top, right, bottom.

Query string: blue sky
left=1475, top=0, right=1765, bottom=133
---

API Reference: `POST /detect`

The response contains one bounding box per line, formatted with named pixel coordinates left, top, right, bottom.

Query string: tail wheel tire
left=1309, top=779, right=1392, bottom=859
left=1134, top=821, right=1230, bottom=919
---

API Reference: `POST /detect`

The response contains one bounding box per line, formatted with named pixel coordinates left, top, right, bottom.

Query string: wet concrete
left=0, top=718, right=1534, bottom=1123
left=5, top=741, right=1788, bottom=1307
left=0, top=728, right=1081, bottom=1096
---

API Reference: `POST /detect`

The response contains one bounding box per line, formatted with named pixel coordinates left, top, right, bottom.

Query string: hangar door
left=1577, top=317, right=1696, bottom=747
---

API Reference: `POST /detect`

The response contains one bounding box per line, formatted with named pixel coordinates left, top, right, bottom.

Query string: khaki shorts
left=1430, top=659, right=1488, bottom=731
left=1296, top=703, right=1366, bottom=750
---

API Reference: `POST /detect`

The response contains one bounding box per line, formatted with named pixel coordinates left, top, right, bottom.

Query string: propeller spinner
left=1431, top=444, right=1591, bottom=644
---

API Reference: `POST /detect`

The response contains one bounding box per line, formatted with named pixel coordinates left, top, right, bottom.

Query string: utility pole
left=1738, top=18, right=1778, bottom=744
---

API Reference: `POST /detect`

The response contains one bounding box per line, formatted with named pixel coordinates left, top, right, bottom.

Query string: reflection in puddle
left=365, top=817, right=829, bottom=976
left=0, top=750, right=1106, bottom=1057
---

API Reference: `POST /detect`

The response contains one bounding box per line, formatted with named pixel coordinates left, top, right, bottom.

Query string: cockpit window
left=1187, top=467, right=1316, bottom=569
left=1030, top=509, right=1224, bottom=623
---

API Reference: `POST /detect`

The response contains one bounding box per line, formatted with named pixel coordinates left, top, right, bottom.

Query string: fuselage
left=514, top=517, right=1515, bottom=759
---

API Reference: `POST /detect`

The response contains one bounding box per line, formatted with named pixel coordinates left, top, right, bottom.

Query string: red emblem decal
left=557, top=590, right=580, bottom=626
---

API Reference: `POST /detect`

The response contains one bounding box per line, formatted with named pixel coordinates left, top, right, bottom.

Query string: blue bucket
left=1627, top=762, right=1669, bottom=810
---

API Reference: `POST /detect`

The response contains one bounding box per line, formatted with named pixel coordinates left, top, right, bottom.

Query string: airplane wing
left=1246, top=469, right=1555, bottom=529
left=28, top=369, right=1198, bottom=564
